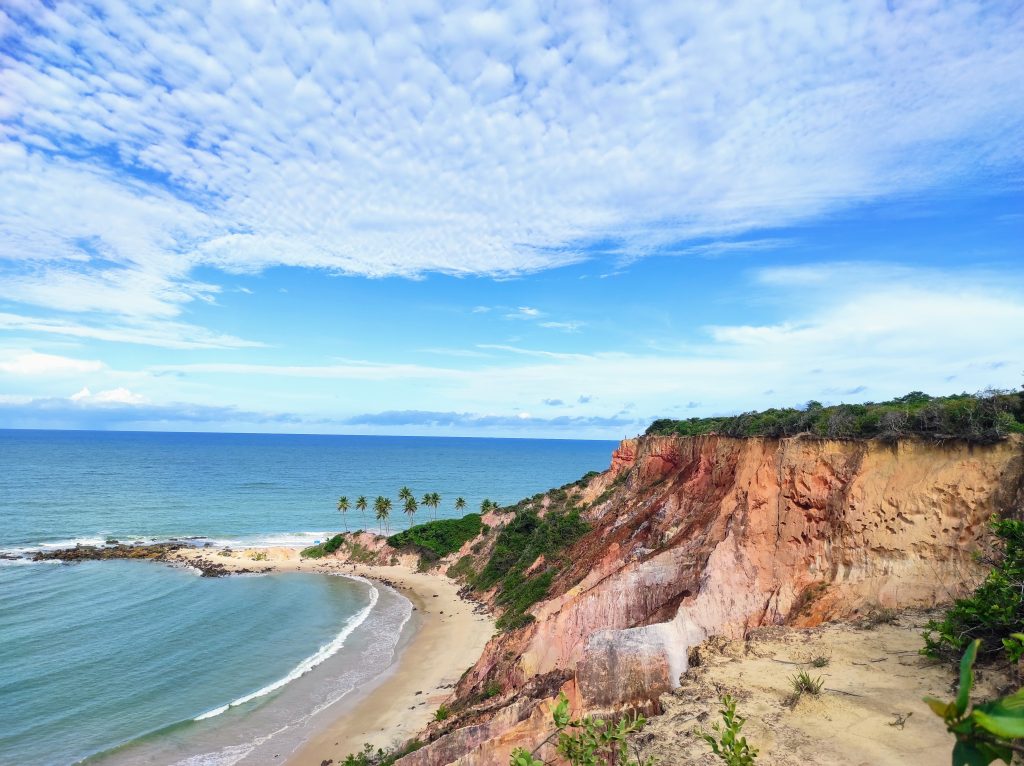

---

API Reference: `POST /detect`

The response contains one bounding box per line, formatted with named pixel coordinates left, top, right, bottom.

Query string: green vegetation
left=509, top=692, right=654, bottom=766
left=645, top=390, right=1024, bottom=444
left=471, top=503, right=589, bottom=631
left=387, top=514, right=483, bottom=559
left=788, top=670, right=824, bottom=698
left=337, top=495, right=350, bottom=530
left=403, top=496, right=418, bottom=527
left=447, top=553, right=477, bottom=580
left=924, top=518, right=1024, bottom=660
left=810, top=655, right=830, bottom=668
left=300, top=534, right=376, bottom=562
left=300, top=533, right=346, bottom=558
left=422, top=491, right=441, bottom=520
left=434, top=703, right=451, bottom=721
left=925, top=639, right=1024, bottom=766
left=341, top=739, right=424, bottom=766
left=699, top=695, right=758, bottom=766
left=374, top=495, right=393, bottom=535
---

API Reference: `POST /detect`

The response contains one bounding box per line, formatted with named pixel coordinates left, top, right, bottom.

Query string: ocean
left=0, top=429, right=617, bottom=766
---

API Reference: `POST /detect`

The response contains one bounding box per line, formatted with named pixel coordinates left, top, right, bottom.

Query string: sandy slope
left=637, top=609, right=1012, bottom=766
left=168, top=547, right=494, bottom=765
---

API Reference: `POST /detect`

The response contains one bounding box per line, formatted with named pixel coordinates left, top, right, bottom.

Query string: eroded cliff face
left=399, top=434, right=1024, bottom=766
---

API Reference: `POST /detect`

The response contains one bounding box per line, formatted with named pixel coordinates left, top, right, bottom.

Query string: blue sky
left=0, top=1, right=1022, bottom=438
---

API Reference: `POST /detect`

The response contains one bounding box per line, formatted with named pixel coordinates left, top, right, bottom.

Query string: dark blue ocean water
left=0, top=430, right=615, bottom=765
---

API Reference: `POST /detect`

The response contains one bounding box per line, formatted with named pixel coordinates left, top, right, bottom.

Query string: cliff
left=397, top=434, right=1024, bottom=766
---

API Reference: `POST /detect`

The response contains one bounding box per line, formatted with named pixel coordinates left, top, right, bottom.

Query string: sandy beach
left=169, top=546, right=494, bottom=765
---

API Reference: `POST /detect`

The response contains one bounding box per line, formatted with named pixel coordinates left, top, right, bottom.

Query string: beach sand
left=169, top=546, right=494, bottom=765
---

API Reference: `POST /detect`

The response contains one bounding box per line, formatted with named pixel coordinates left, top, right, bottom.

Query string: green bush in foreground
left=923, top=518, right=1024, bottom=660
left=925, top=639, right=1024, bottom=766
left=387, top=513, right=482, bottom=559
left=700, top=694, right=758, bottom=766
left=510, top=692, right=654, bottom=766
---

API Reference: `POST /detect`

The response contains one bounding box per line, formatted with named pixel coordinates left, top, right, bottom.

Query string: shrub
left=789, top=670, right=824, bottom=697
left=645, top=390, right=1024, bottom=444
left=447, top=554, right=477, bottom=581
left=434, top=704, right=450, bottom=721
left=924, top=639, right=1024, bottom=766
left=387, top=514, right=483, bottom=559
left=341, top=739, right=424, bottom=766
left=301, top=533, right=345, bottom=558
left=509, top=692, right=654, bottom=766
left=472, top=507, right=589, bottom=631
left=923, top=518, right=1024, bottom=659
left=699, top=695, right=758, bottom=766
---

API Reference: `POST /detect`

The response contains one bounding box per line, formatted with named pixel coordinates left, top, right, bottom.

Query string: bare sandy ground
left=168, top=546, right=494, bottom=766
left=638, top=609, right=1012, bottom=766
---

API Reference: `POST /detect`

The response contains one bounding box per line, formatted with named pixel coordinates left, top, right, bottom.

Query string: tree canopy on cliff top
left=646, top=390, right=1024, bottom=444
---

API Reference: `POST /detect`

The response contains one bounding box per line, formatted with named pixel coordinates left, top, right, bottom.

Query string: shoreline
left=169, top=546, right=494, bottom=765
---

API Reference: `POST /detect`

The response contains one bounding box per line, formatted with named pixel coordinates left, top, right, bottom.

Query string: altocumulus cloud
left=1, top=1, right=1022, bottom=339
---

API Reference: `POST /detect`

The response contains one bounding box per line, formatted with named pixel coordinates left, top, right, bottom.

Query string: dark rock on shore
left=32, top=542, right=186, bottom=563
left=31, top=542, right=253, bottom=577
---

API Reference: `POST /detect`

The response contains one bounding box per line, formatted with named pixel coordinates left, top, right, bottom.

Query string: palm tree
left=356, top=495, right=368, bottom=529
left=404, top=496, right=418, bottom=528
left=455, top=496, right=466, bottom=514
left=481, top=498, right=493, bottom=513
left=337, top=495, right=350, bottom=531
left=374, top=496, right=392, bottom=535
left=422, top=492, right=440, bottom=521
left=398, top=486, right=414, bottom=504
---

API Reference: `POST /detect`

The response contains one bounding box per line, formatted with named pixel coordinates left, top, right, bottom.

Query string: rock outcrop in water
left=397, top=433, right=1024, bottom=765
left=32, top=542, right=249, bottom=576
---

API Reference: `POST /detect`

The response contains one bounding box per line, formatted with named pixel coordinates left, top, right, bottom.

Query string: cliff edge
left=398, top=434, right=1024, bottom=765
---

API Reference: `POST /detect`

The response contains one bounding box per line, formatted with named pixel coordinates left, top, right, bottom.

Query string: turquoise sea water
left=0, top=430, right=616, bottom=765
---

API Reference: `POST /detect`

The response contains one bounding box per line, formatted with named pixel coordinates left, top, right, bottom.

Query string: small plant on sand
left=509, top=692, right=654, bottom=766
left=925, top=639, right=1024, bottom=766
left=434, top=703, right=450, bottom=722
left=249, top=551, right=268, bottom=561
left=810, top=655, right=830, bottom=668
left=699, top=694, right=758, bottom=766
left=786, top=670, right=824, bottom=705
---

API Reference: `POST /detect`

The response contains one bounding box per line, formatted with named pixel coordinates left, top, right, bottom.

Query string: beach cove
left=167, top=545, right=495, bottom=766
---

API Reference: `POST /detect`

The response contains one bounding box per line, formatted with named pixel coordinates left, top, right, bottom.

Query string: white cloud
left=539, top=320, right=584, bottom=332
left=0, top=351, right=104, bottom=375
left=134, top=266, right=1024, bottom=429
left=0, top=312, right=262, bottom=350
left=506, top=306, right=543, bottom=320
left=69, top=386, right=147, bottom=405
left=1, top=1, right=1021, bottom=332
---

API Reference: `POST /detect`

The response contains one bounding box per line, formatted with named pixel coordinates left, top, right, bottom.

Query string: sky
left=0, top=1, right=1022, bottom=439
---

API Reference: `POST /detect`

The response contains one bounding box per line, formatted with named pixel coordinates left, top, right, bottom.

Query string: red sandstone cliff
left=399, top=434, right=1024, bottom=766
